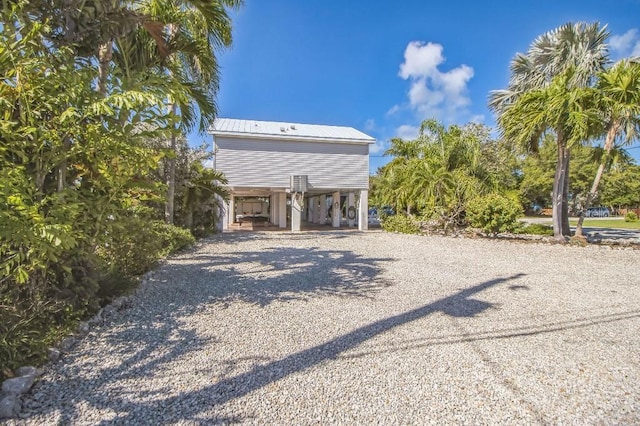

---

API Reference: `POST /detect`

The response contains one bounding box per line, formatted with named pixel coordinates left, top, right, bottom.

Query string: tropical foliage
left=574, top=59, right=640, bottom=236
left=377, top=23, right=639, bottom=238
left=490, top=22, right=610, bottom=240
left=376, top=119, right=508, bottom=232
left=466, top=194, right=523, bottom=235
left=1, top=1, right=236, bottom=375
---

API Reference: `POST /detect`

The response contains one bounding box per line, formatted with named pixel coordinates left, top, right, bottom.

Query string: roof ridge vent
left=280, top=127, right=286, bottom=132
left=290, top=124, right=296, bottom=130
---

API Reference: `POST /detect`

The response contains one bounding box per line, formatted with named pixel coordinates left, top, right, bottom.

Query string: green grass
left=568, top=218, right=640, bottom=229
left=524, top=217, right=640, bottom=230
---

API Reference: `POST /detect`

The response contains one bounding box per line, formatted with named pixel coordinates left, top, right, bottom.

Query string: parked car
left=368, top=206, right=395, bottom=225
left=381, top=206, right=395, bottom=217
left=530, top=204, right=543, bottom=215
left=584, top=207, right=610, bottom=217
left=368, top=208, right=380, bottom=225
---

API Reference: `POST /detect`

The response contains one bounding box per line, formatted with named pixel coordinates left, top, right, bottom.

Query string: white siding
left=215, top=136, right=369, bottom=190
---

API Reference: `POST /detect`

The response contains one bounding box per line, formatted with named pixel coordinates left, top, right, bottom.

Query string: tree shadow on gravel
left=20, top=311, right=218, bottom=425
left=84, top=273, right=525, bottom=424
left=156, top=245, right=396, bottom=307
left=20, top=236, right=393, bottom=424
left=207, top=230, right=358, bottom=245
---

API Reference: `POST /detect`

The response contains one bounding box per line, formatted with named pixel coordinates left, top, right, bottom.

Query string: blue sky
left=196, top=0, right=640, bottom=173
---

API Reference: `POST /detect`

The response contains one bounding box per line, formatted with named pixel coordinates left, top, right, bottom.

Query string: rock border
left=0, top=269, right=156, bottom=420
left=414, top=225, right=640, bottom=250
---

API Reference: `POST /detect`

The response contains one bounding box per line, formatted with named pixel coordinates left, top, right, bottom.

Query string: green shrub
left=0, top=290, right=77, bottom=375
left=466, top=193, right=523, bottom=235
left=514, top=223, right=554, bottom=236
left=625, top=211, right=638, bottom=222
left=381, top=215, right=421, bottom=235
left=152, top=221, right=196, bottom=254
left=0, top=218, right=195, bottom=379
left=98, top=218, right=195, bottom=277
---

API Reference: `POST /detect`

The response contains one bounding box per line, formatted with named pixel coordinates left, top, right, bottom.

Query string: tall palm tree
left=154, top=0, right=241, bottom=224
left=95, top=0, right=242, bottom=223
left=575, top=59, right=640, bottom=236
left=489, top=22, right=609, bottom=239
left=497, top=71, right=599, bottom=239
left=385, top=119, right=492, bottom=228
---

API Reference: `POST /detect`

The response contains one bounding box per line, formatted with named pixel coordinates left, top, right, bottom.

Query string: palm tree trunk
left=561, top=149, right=571, bottom=236
left=97, top=40, right=113, bottom=96
left=57, top=154, right=66, bottom=193
left=164, top=23, right=179, bottom=225
left=575, top=122, right=619, bottom=237
left=165, top=103, right=177, bottom=224
left=552, top=138, right=570, bottom=241
left=185, top=207, right=194, bottom=230
left=56, top=136, right=72, bottom=192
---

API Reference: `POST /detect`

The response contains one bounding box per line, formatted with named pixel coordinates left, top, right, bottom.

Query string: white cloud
left=610, top=29, right=637, bottom=53
left=399, top=41, right=444, bottom=79
left=610, top=29, right=640, bottom=58
left=386, top=104, right=401, bottom=116
left=395, top=124, right=419, bottom=140
left=364, top=118, right=376, bottom=132
left=369, top=140, right=385, bottom=154
left=397, top=41, right=474, bottom=121
left=469, top=114, right=485, bottom=124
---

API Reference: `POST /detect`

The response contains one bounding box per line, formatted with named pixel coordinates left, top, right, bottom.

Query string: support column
left=332, top=191, right=341, bottom=228
left=270, top=194, right=276, bottom=225
left=228, top=196, right=235, bottom=225
left=319, top=195, right=327, bottom=225
left=347, top=192, right=355, bottom=227
left=278, top=193, right=287, bottom=228
left=358, top=189, right=368, bottom=231
left=307, top=197, right=315, bottom=223
left=291, top=193, right=302, bottom=232
left=218, top=197, right=229, bottom=232
left=316, top=198, right=321, bottom=223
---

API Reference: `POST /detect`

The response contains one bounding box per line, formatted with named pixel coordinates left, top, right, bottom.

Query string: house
left=209, top=118, right=375, bottom=231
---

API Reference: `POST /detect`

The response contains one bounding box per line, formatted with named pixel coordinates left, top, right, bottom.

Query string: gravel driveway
left=10, top=231, right=640, bottom=425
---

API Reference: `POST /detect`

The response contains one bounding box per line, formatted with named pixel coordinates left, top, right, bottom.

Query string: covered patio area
left=222, top=187, right=369, bottom=232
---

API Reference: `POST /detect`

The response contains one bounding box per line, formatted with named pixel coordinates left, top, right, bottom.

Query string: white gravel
left=8, top=230, right=640, bottom=425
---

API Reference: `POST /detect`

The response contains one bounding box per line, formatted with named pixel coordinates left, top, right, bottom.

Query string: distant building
left=209, top=118, right=374, bottom=231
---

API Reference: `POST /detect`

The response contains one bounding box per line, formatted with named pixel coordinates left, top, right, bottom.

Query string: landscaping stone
left=14, top=367, right=40, bottom=378
left=0, top=394, right=20, bottom=419
left=47, top=348, right=61, bottom=362
left=58, top=337, right=76, bottom=352
left=77, top=321, right=90, bottom=335
left=2, top=375, right=35, bottom=395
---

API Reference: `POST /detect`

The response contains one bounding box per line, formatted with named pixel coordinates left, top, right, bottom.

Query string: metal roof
left=209, top=118, right=375, bottom=144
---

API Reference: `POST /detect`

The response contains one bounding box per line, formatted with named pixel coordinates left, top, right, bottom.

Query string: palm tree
left=127, top=0, right=241, bottom=224
left=99, top=0, right=243, bottom=223
left=382, top=137, right=423, bottom=213
left=575, top=59, right=640, bottom=236
left=489, top=22, right=609, bottom=239
left=382, top=119, right=493, bottom=230
left=181, top=164, right=229, bottom=233
left=377, top=159, right=414, bottom=214
left=497, top=71, right=599, bottom=239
